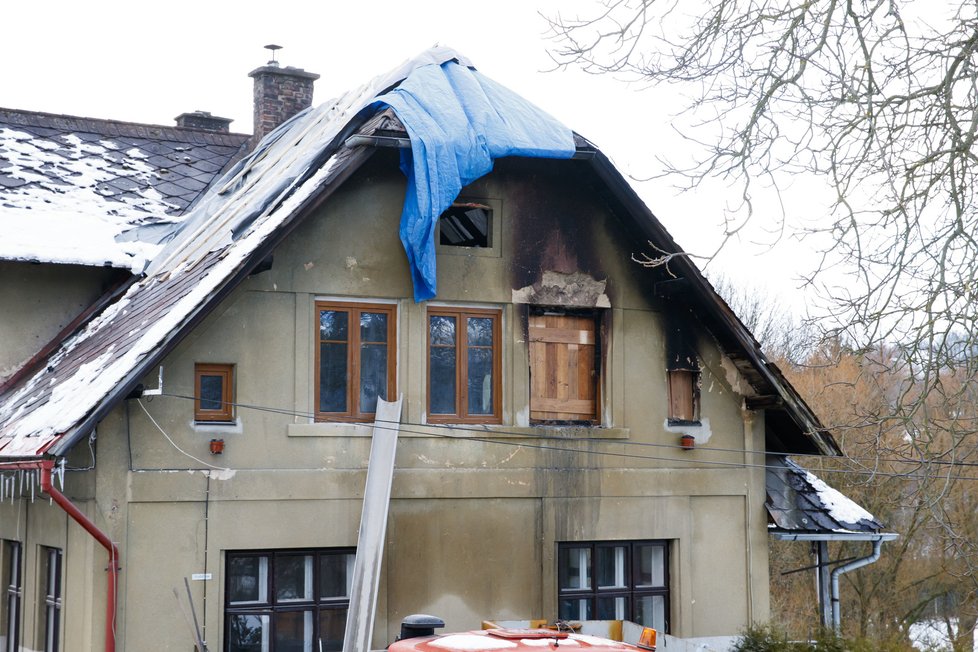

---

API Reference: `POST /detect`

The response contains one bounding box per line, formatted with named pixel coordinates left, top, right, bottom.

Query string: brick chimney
left=249, top=61, right=319, bottom=143
left=174, top=111, right=233, bottom=133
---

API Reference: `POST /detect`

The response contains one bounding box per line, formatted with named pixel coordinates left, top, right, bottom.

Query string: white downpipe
left=830, top=538, right=884, bottom=631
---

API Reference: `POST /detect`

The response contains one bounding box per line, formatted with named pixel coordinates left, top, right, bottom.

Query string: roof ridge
left=0, top=106, right=251, bottom=144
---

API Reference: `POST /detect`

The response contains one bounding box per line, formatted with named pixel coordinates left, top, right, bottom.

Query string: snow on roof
left=0, top=110, right=249, bottom=270
left=766, top=456, right=883, bottom=534
left=0, top=47, right=468, bottom=457
left=804, top=469, right=876, bottom=525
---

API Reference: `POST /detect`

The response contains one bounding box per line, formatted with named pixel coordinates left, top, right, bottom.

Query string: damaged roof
left=766, top=456, right=884, bottom=535
left=0, top=108, right=249, bottom=270
left=0, top=47, right=839, bottom=459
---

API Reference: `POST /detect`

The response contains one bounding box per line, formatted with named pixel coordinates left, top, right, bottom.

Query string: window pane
left=359, top=343, right=388, bottom=413
left=319, top=553, right=353, bottom=599
left=429, top=346, right=456, bottom=415
left=467, top=317, right=493, bottom=347
left=596, top=546, right=627, bottom=589
left=319, top=607, right=348, bottom=652
left=273, top=611, right=313, bottom=652
left=319, top=343, right=348, bottom=412
left=430, top=315, right=456, bottom=346
left=558, top=598, right=592, bottom=621
left=228, top=614, right=269, bottom=652
left=229, top=556, right=267, bottom=604
left=558, top=547, right=591, bottom=591
left=636, top=544, right=665, bottom=588
left=635, top=595, right=666, bottom=631
left=467, top=347, right=493, bottom=415
left=360, top=312, right=388, bottom=343
left=320, top=311, right=348, bottom=341
left=275, top=555, right=313, bottom=602
left=597, top=595, right=628, bottom=620
left=199, top=375, right=224, bottom=411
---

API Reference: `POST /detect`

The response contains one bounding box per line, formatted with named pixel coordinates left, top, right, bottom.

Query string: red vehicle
left=388, top=616, right=657, bottom=652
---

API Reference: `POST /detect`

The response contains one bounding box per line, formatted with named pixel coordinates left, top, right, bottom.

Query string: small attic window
left=195, top=363, right=235, bottom=422
left=438, top=202, right=492, bottom=248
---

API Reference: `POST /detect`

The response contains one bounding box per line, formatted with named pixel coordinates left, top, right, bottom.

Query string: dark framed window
left=667, top=369, right=700, bottom=425
left=529, top=311, right=599, bottom=423
left=315, top=302, right=397, bottom=422
left=1, top=541, right=21, bottom=652
left=36, top=547, right=61, bottom=652
left=438, top=202, right=492, bottom=248
left=557, top=541, right=669, bottom=633
left=427, top=307, right=502, bottom=424
left=195, top=363, right=235, bottom=422
left=225, top=548, right=355, bottom=652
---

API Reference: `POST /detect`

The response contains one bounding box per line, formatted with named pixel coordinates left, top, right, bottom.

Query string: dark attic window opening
left=438, top=202, right=492, bottom=248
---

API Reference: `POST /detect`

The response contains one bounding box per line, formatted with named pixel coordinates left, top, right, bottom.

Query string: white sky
left=0, top=0, right=840, bottom=314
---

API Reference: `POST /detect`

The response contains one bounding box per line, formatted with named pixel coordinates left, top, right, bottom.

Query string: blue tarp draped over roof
left=376, top=60, right=576, bottom=302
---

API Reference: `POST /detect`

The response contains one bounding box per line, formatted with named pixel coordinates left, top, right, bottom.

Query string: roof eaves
left=584, top=148, right=840, bottom=456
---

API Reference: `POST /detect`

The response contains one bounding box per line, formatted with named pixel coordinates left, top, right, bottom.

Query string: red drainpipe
left=0, top=460, right=119, bottom=652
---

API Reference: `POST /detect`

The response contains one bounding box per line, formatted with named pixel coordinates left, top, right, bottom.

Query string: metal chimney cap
left=264, top=44, right=283, bottom=66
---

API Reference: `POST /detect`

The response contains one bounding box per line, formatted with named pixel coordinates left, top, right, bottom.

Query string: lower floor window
left=37, top=546, right=61, bottom=652
left=1, top=540, right=21, bottom=652
left=225, top=548, right=354, bottom=652
left=557, top=541, right=669, bottom=632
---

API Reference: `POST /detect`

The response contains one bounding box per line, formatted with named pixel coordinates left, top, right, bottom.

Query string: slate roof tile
left=0, top=107, right=250, bottom=269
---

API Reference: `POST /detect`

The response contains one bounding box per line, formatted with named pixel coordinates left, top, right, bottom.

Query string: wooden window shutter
left=529, top=313, right=598, bottom=422
left=668, top=369, right=698, bottom=422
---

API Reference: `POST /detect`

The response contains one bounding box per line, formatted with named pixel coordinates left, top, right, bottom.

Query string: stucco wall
left=0, top=261, right=125, bottom=382
left=1, top=153, right=771, bottom=651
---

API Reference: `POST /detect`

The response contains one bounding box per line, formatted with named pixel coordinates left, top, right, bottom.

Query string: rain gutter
left=0, top=459, right=119, bottom=652
left=831, top=538, right=884, bottom=632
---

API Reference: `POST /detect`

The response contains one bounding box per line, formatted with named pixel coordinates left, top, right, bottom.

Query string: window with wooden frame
left=528, top=311, right=599, bottom=423
left=1, top=540, right=21, bottom=652
left=558, top=540, right=670, bottom=633
left=315, top=301, right=396, bottom=422
left=195, top=363, right=235, bottom=422
left=427, top=307, right=501, bottom=424
left=225, top=548, right=355, bottom=652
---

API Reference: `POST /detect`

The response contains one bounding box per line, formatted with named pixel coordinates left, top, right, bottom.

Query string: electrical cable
left=152, top=392, right=978, bottom=482
left=137, top=400, right=230, bottom=472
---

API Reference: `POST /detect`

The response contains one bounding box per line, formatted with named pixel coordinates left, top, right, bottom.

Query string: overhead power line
left=150, top=392, right=978, bottom=482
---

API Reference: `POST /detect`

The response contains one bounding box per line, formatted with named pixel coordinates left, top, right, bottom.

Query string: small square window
left=438, top=202, right=492, bottom=248
left=194, top=363, right=235, bottom=422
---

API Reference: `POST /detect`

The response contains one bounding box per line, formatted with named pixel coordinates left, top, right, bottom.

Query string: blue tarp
left=376, top=61, right=576, bottom=302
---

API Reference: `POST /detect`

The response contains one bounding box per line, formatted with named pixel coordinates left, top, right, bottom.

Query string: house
left=0, top=48, right=889, bottom=652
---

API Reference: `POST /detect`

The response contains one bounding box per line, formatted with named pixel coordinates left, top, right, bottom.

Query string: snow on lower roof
left=0, top=113, right=248, bottom=270
left=766, top=456, right=884, bottom=534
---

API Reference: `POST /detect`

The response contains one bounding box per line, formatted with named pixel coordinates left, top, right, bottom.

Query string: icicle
left=58, top=459, right=65, bottom=491
left=30, top=471, right=35, bottom=502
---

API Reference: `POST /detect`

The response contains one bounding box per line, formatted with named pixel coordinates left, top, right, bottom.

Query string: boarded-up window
left=529, top=313, right=598, bottom=422
left=668, top=369, right=699, bottom=423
